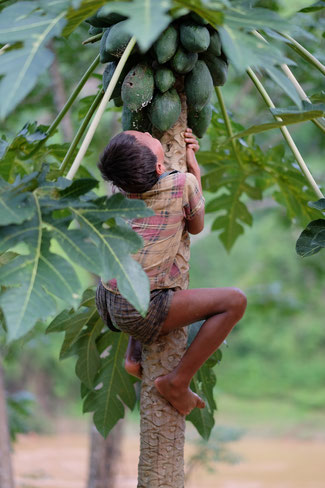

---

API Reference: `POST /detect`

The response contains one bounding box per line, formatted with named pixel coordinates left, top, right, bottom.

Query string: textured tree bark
left=137, top=82, right=188, bottom=488
left=87, top=419, right=123, bottom=488
left=0, top=358, right=15, bottom=488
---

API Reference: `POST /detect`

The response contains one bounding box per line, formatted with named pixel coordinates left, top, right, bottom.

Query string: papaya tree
left=0, top=1, right=324, bottom=486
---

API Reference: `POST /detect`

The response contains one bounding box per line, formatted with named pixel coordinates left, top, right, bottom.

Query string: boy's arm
left=184, top=128, right=204, bottom=235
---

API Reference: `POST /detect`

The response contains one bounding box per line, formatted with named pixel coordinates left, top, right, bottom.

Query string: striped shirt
left=102, top=171, right=205, bottom=293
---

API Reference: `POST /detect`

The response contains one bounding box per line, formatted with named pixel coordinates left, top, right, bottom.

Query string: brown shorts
left=95, top=281, right=174, bottom=345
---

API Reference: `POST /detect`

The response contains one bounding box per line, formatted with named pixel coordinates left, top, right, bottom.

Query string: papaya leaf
left=82, top=332, right=137, bottom=438
left=173, top=0, right=225, bottom=25
left=309, top=198, right=325, bottom=211
left=225, top=6, right=292, bottom=31
left=230, top=102, right=325, bottom=139
left=98, top=0, right=172, bottom=51
left=63, top=0, right=108, bottom=36
left=75, top=317, right=103, bottom=388
left=0, top=205, right=82, bottom=342
left=296, top=219, right=325, bottom=257
left=187, top=376, right=215, bottom=441
left=0, top=3, right=67, bottom=119
left=59, top=308, right=98, bottom=359
left=0, top=176, right=36, bottom=225
left=264, top=66, right=302, bottom=107
left=299, top=1, right=325, bottom=13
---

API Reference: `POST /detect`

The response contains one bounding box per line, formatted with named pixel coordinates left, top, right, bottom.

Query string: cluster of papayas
left=86, top=8, right=229, bottom=138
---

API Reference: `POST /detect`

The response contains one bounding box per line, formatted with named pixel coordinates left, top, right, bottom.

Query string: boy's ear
left=156, top=161, right=165, bottom=175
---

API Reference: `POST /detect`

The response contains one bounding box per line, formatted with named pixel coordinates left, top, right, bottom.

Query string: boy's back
left=102, top=170, right=205, bottom=293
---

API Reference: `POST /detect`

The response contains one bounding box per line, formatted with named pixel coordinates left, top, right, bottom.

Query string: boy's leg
left=155, top=287, right=247, bottom=416
left=125, top=336, right=143, bottom=379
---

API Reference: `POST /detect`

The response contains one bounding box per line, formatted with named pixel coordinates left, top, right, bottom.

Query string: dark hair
left=98, top=132, right=159, bottom=193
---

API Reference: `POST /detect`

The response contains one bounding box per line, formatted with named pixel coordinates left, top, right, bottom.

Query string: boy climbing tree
left=96, top=128, right=247, bottom=416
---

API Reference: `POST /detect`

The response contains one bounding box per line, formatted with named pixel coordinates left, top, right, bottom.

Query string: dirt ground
left=12, top=420, right=325, bottom=488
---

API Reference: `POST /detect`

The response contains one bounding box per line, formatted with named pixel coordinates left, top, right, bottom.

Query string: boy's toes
left=195, top=394, right=205, bottom=409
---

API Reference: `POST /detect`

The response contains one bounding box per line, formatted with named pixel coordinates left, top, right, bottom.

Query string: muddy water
left=12, top=426, right=325, bottom=488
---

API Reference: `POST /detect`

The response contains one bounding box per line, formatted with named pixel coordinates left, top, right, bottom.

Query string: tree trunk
left=0, top=357, right=15, bottom=488
left=87, top=419, right=123, bottom=488
left=137, top=83, right=188, bottom=488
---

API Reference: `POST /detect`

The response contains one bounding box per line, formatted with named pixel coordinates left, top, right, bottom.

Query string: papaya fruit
left=170, top=46, right=198, bottom=74
left=180, top=22, right=210, bottom=53
left=122, top=105, right=152, bottom=131
left=105, top=20, right=132, bottom=58
left=114, top=96, right=123, bottom=107
left=103, top=56, right=138, bottom=98
left=85, top=15, right=108, bottom=28
left=207, top=30, right=222, bottom=56
left=148, top=89, right=181, bottom=131
left=190, top=12, right=209, bottom=25
left=88, top=26, right=103, bottom=36
left=154, top=25, right=178, bottom=64
left=185, top=60, right=213, bottom=111
left=201, top=52, right=228, bottom=86
left=100, top=29, right=115, bottom=63
left=188, top=103, right=212, bottom=138
left=154, top=68, right=175, bottom=93
left=122, top=64, right=155, bottom=112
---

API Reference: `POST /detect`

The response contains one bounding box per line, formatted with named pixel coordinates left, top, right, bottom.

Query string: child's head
left=98, top=130, right=165, bottom=193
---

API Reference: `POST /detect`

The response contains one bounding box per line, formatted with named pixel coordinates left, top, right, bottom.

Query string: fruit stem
left=23, top=54, right=100, bottom=159
left=279, top=32, right=325, bottom=77
left=215, top=87, right=245, bottom=169
left=66, top=37, right=137, bottom=180
left=59, top=90, right=104, bottom=175
left=82, top=33, right=103, bottom=45
left=247, top=67, right=324, bottom=200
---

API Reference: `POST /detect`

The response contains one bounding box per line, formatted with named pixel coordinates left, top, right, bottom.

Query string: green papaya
left=103, top=57, right=138, bottom=98
left=100, top=29, right=115, bottom=63
left=85, top=15, right=108, bottom=28
left=180, top=22, right=210, bottom=53
left=96, top=8, right=127, bottom=25
left=170, top=46, right=198, bottom=74
left=88, top=26, right=103, bottom=36
left=105, top=20, right=132, bottom=58
left=207, top=30, right=222, bottom=56
left=185, top=60, right=213, bottom=111
left=122, top=64, right=155, bottom=112
left=190, top=12, right=209, bottom=25
left=201, top=52, right=228, bottom=86
left=154, top=25, right=178, bottom=64
left=122, top=105, right=152, bottom=131
left=148, top=89, right=181, bottom=131
left=188, top=103, right=212, bottom=138
left=154, top=68, right=175, bottom=93
left=114, top=96, right=123, bottom=107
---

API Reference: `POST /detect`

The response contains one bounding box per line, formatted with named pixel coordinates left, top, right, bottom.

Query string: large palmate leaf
left=63, top=0, right=108, bottom=36
left=230, top=102, right=325, bottom=139
left=83, top=331, right=137, bottom=438
left=99, top=0, right=172, bottom=51
left=0, top=207, right=82, bottom=342
left=0, top=2, right=67, bottom=119
left=186, top=322, right=222, bottom=439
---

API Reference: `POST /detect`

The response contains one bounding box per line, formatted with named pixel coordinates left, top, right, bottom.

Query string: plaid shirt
left=102, top=171, right=205, bottom=293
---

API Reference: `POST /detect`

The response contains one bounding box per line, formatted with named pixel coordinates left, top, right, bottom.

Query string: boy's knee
left=229, top=287, right=247, bottom=319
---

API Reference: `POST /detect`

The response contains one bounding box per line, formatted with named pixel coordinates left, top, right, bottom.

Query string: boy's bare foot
left=154, top=374, right=205, bottom=416
left=125, top=358, right=142, bottom=379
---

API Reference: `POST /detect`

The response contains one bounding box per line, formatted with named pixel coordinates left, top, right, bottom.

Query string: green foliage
left=7, top=390, right=36, bottom=442
left=296, top=199, right=325, bottom=256
left=198, top=108, right=322, bottom=251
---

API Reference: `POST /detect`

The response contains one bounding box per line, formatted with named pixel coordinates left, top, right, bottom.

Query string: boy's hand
left=184, top=128, right=202, bottom=193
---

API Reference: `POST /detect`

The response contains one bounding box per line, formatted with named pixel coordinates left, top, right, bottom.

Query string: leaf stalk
left=280, top=32, right=325, bottom=76
left=66, top=37, right=137, bottom=180
left=215, top=87, right=245, bottom=169
left=247, top=67, right=324, bottom=200
left=59, top=90, right=104, bottom=175
left=83, top=33, right=103, bottom=45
